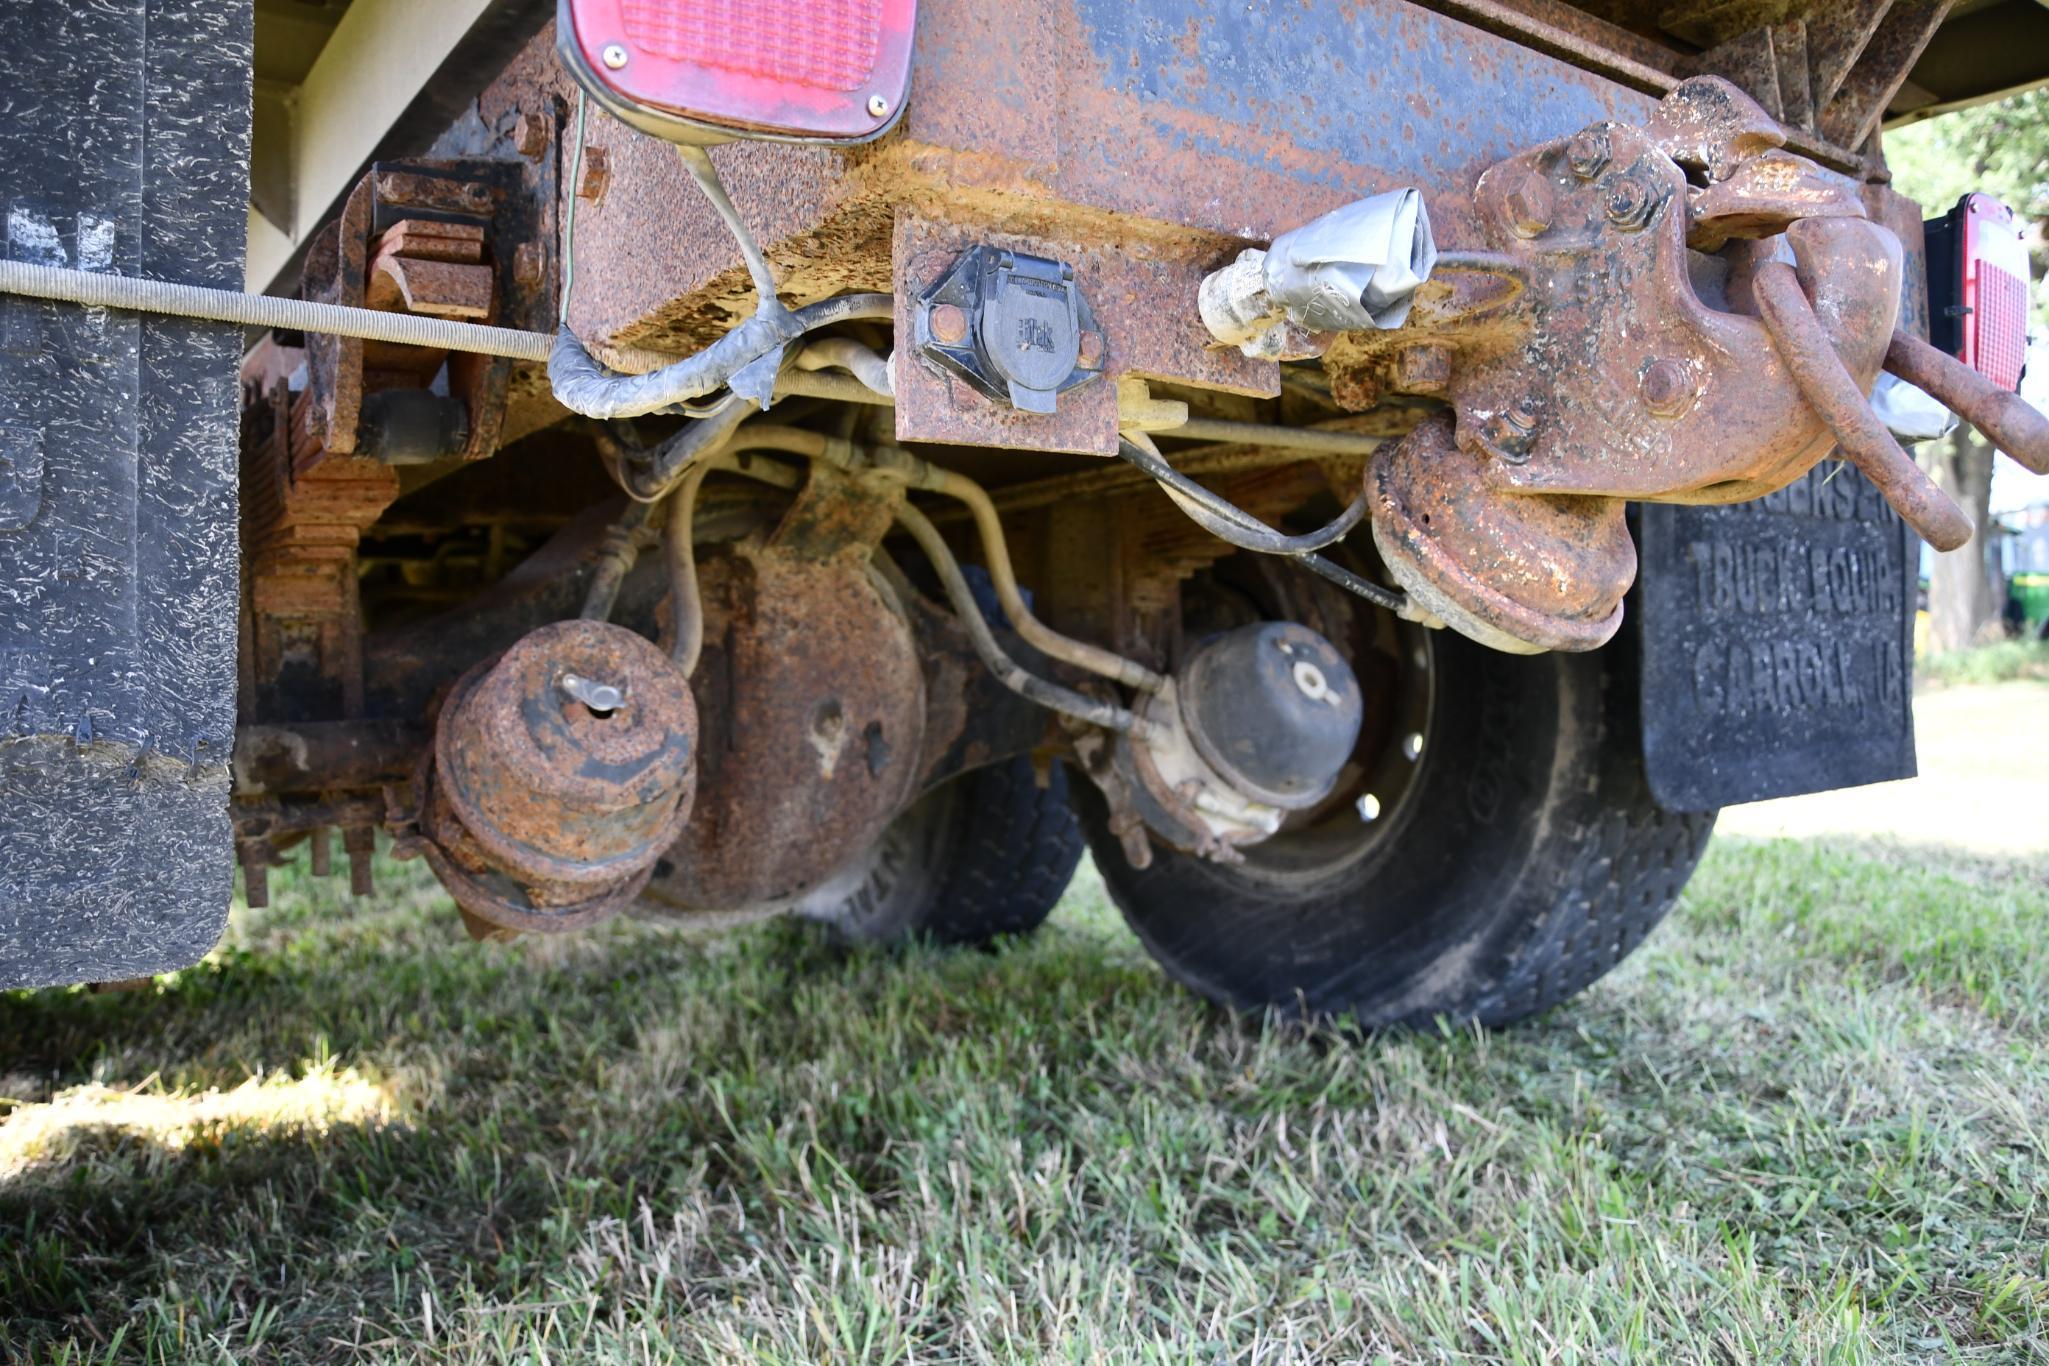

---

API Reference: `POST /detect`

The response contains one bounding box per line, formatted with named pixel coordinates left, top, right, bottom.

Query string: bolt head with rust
left=1486, top=400, right=1540, bottom=462
left=513, top=241, right=546, bottom=289
left=1566, top=128, right=1612, bottom=180
left=1395, top=345, right=1452, bottom=396
left=1604, top=176, right=1658, bottom=232
left=576, top=147, right=610, bottom=202
left=928, top=301, right=969, bottom=346
left=1505, top=170, right=1554, bottom=239
left=1077, top=330, right=1105, bottom=370
left=1640, top=357, right=1698, bottom=417
left=513, top=111, right=550, bottom=159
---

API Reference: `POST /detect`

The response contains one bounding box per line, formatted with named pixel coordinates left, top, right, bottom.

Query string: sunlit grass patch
left=0, top=1060, right=396, bottom=1180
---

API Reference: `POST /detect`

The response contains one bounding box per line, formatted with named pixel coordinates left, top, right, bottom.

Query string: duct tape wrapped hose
left=1199, top=188, right=1438, bottom=360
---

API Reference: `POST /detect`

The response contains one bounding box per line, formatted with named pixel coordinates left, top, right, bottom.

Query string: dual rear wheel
left=802, top=597, right=1715, bottom=1027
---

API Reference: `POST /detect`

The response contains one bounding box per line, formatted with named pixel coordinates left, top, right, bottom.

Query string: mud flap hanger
left=1348, top=77, right=2049, bottom=655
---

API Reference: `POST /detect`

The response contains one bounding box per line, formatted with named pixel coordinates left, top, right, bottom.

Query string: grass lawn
left=1, top=687, right=2045, bottom=1362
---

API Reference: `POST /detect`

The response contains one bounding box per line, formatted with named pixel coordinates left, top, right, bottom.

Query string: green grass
left=1915, top=640, right=2049, bottom=691
left=1, top=836, right=2045, bottom=1362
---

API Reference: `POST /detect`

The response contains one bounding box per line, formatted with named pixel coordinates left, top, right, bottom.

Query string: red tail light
left=558, top=0, right=917, bottom=144
left=1927, top=192, right=2031, bottom=393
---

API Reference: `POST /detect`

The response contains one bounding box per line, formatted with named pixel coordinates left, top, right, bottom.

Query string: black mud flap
left=1636, top=462, right=1918, bottom=812
left=0, top=3, right=251, bottom=988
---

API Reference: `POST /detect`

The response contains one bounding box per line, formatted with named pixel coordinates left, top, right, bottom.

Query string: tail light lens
left=558, top=0, right=917, bottom=144
left=1926, top=192, right=2031, bottom=393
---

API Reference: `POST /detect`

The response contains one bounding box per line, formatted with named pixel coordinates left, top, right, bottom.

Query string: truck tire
left=799, top=757, right=1084, bottom=946
left=1076, top=627, right=1715, bottom=1027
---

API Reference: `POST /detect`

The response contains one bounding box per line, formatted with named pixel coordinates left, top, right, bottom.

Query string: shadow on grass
left=0, top=840, right=2043, bottom=1355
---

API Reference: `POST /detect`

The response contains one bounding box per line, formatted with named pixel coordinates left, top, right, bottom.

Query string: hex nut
left=1604, top=176, right=1657, bottom=232
left=514, top=112, right=550, bottom=159
left=1505, top=170, right=1554, bottom=239
left=1566, top=128, right=1611, bottom=180
left=513, top=241, right=546, bottom=288
left=1395, top=345, right=1452, bottom=395
left=577, top=147, right=610, bottom=202
left=1641, top=358, right=1697, bottom=417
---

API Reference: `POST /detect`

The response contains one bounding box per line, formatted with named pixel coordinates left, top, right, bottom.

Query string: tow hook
left=1340, top=77, right=2049, bottom=655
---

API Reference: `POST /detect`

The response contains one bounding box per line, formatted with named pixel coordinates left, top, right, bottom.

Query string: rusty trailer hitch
left=1350, top=77, right=2049, bottom=655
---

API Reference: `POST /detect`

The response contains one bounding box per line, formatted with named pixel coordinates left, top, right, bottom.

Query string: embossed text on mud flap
left=1637, top=462, right=1916, bottom=810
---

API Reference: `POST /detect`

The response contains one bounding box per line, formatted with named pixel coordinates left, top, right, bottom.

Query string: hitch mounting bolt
left=1641, top=358, right=1696, bottom=417
left=1506, top=171, right=1553, bottom=239
left=1566, top=128, right=1611, bottom=180
left=1604, top=176, right=1657, bottom=232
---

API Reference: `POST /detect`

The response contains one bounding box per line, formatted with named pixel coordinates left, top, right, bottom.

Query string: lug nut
left=1567, top=128, right=1611, bottom=180
left=1505, top=170, right=1553, bottom=239
left=1641, top=357, right=1697, bottom=417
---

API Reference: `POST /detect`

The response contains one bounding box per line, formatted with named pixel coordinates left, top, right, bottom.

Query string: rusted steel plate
left=554, top=1, right=1661, bottom=358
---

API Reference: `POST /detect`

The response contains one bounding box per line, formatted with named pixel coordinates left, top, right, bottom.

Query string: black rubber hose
left=894, top=503, right=1147, bottom=737
left=1116, top=439, right=1407, bottom=612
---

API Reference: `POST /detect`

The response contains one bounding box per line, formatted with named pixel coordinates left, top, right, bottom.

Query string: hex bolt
left=866, top=93, right=891, bottom=119
left=514, top=111, right=550, bottom=159
left=1566, top=128, right=1611, bottom=180
left=237, top=841, right=270, bottom=910
left=308, top=826, right=332, bottom=878
left=514, top=241, right=546, bottom=289
left=577, top=147, right=610, bottom=202
left=344, top=827, right=376, bottom=898
left=1395, top=344, right=1452, bottom=395
left=1489, top=400, right=1539, bottom=462
left=928, top=302, right=969, bottom=346
left=1505, top=170, right=1554, bottom=239
left=601, top=43, right=629, bottom=70
left=1604, top=176, right=1657, bottom=232
left=1641, top=357, right=1697, bottom=417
